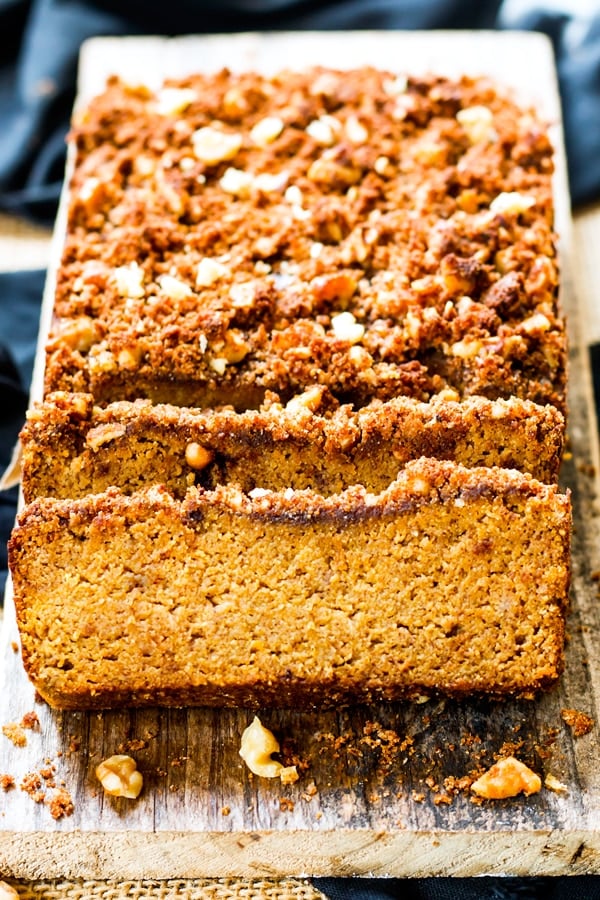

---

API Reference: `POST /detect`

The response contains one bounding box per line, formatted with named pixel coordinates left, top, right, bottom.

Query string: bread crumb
left=20, top=772, right=44, bottom=803
left=21, top=711, right=40, bottom=731
left=2, top=723, right=26, bottom=747
left=0, top=774, right=15, bottom=791
left=46, top=786, right=74, bottom=820
left=561, top=708, right=594, bottom=737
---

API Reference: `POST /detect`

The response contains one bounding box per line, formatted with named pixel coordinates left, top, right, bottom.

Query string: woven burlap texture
left=2, top=878, right=326, bottom=899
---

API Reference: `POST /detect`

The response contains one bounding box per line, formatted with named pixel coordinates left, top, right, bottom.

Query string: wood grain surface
left=2, top=30, right=600, bottom=881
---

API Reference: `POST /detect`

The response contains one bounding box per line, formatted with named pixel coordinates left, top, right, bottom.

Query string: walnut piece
left=192, top=125, right=242, bottom=165
left=456, top=105, right=494, bottom=144
left=490, top=192, right=536, bottom=216
left=250, top=116, right=284, bottom=146
left=155, top=87, right=197, bottom=116
left=113, top=262, right=145, bottom=298
left=471, top=756, right=541, bottom=799
left=239, top=715, right=298, bottom=783
left=185, top=442, right=214, bottom=470
left=95, top=754, right=143, bottom=799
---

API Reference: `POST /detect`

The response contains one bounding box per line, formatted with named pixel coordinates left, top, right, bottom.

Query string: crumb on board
left=67, top=734, right=81, bottom=754
left=2, top=723, right=27, bottom=747
left=46, top=786, right=74, bottom=820
left=561, top=708, right=594, bottom=737
left=118, top=738, right=148, bottom=753
left=301, top=780, right=318, bottom=802
left=0, top=774, right=15, bottom=791
left=20, top=772, right=44, bottom=804
left=21, top=711, right=40, bottom=731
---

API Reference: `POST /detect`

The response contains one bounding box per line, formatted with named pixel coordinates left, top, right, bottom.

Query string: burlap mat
left=1, top=879, right=326, bottom=899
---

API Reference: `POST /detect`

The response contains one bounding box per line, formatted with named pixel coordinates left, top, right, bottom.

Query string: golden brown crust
left=45, top=69, right=565, bottom=413
left=20, top=391, right=565, bottom=502
left=9, top=459, right=571, bottom=710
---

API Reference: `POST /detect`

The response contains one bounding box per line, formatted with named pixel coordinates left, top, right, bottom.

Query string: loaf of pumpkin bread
left=10, top=65, right=571, bottom=708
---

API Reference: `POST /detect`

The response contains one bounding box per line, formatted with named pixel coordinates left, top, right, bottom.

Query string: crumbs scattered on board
left=561, top=708, right=594, bottom=737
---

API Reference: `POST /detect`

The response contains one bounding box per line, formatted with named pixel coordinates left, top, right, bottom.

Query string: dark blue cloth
left=1, top=3, right=600, bottom=897
left=313, top=877, right=600, bottom=898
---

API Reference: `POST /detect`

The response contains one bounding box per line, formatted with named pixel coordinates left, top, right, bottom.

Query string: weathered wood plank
left=2, top=29, right=600, bottom=881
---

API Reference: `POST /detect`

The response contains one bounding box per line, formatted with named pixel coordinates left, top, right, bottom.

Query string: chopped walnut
left=95, top=754, right=143, bottom=799
left=345, top=115, right=368, bottom=144
left=312, top=273, right=357, bottom=305
left=155, top=87, right=197, bottom=115
left=250, top=116, right=284, bottom=146
left=545, top=774, right=568, bottom=794
left=383, top=75, right=408, bottom=96
left=456, top=105, right=494, bottom=144
left=185, top=442, right=214, bottom=470
left=284, top=185, right=303, bottom=206
left=158, top=274, right=193, bottom=301
left=220, top=167, right=254, bottom=198
left=196, top=257, right=229, bottom=288
left=209, top=357, right=228, bottom=375
left=229, top=282, right=256, bottom=309
left=331, top=311, right=365, bottom=344
left=520, top=312, right=551, bottom=336
left=306, top=116, right=340, bottom=146
left=253, top=171, right=289, bottom=194
left=86, top=422, right=127, bottom=451
left=192, top=125, right=242, bottom=165
left=451, top=338, right=482, bottom=359
left=239, top=715, right=298, bottom=783
left=113, top=262, right=145, bottom=298
left=285, top=385, right=324, bottom=414
left=490, top=192, right=536, bottom=216
left=51, top=316, right=99, bottom=353
left=471, top=757, right=541, bottom=799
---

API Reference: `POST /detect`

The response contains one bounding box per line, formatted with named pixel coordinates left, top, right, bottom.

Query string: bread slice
left=9, top=458, right=570, bottom=709
left=20, top=391, right=565, bottom=502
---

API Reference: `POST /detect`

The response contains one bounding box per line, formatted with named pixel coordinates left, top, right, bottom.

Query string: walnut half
left=95, top=754, right=143, bottom=799
left=239, top=716, right=298, bottom=783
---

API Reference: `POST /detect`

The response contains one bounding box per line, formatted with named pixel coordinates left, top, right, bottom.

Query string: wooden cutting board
left=2, top=30, right=600, bottom=881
